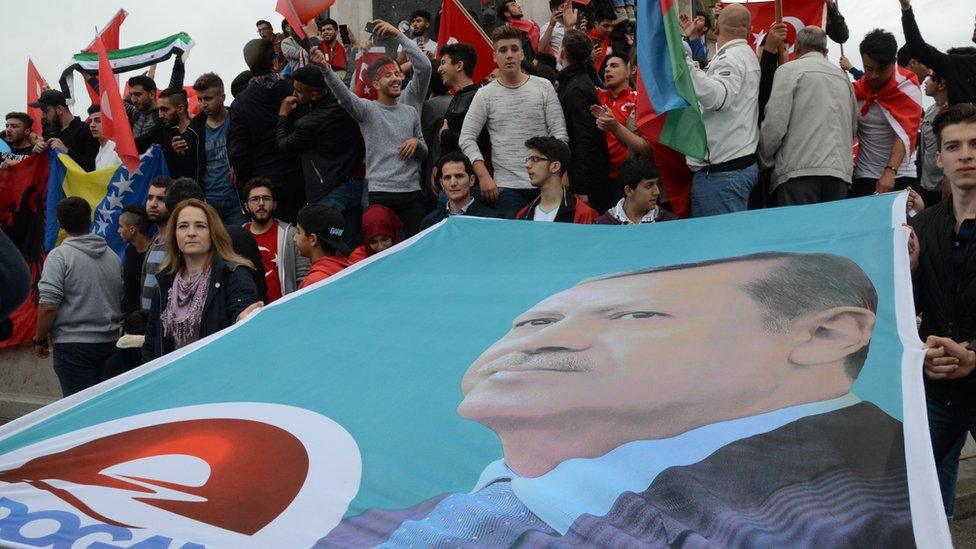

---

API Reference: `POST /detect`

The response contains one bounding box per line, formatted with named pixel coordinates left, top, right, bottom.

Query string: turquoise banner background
left=0, top=193, right=907, bottom=518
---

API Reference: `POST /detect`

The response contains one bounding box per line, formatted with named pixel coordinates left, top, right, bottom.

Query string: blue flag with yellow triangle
left=44, top=145, right=168, bottom=257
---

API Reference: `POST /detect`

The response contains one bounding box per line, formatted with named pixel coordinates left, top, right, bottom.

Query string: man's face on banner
left=459, top=261, right=798, bottom=430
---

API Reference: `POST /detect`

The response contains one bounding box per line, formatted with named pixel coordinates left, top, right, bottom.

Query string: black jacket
left=228, top=75, right=299, bottom=185
left=419, top=199, right=500, bottom=230
left=903, top=7, right=976, bottom=106
left=910, top=196, right=976, bottom=404
left=441, top=84, right=486, bottom=156
left=50, top=117, right=99, bottom=172
left=275, top=96, right=364, bottom=204
left=136, top=121, right=201, bottom=181
left=556, top=65, right=610, bottom=198
left=142, top=256, right=258, bottom=362
left=226, top=224, right=268, bottom=304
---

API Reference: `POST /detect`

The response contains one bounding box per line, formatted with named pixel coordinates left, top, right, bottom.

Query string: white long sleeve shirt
left=685, top=39, right=761, bottom=170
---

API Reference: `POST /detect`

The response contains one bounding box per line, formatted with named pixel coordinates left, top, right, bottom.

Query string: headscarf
left=361, top=205, right=403, bottom=257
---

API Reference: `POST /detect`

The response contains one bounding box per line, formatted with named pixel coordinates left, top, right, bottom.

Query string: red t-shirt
left=300, top=255, right=350, bottom=289
left=248, top=220, right=283, bottom=303
left=596, top=87, right=638, bottom=178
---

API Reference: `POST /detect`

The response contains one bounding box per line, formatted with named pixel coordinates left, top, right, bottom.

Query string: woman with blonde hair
left=143, top=199, right=262, bottom=361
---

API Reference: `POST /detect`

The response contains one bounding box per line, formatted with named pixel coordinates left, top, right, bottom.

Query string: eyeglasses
left=525, top=155, right=551, bottom=164
left=247, top=195, right=274, bottom=204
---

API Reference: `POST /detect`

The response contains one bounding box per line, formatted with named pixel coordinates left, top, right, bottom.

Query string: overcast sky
left=2, top=0, right=973, bottom=116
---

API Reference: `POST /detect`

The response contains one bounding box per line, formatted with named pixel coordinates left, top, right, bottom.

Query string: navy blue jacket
left=142, top=256, right=258, bottom=362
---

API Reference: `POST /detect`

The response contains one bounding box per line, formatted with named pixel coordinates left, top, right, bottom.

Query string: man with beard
left=138, top=177, right=173, bottom=311
left=397, top=9, right=438, bottom=77
left=29, top=90, right=98, bottom=171
left=138, top=87, right=199, bottom=181
left=1, top=112, right=36, bottom=169
left=87, top=59, right=186, bottom=147
left=242, top=177, right=308, bottom=302
left=318, top=19, right=348, bottom=79
left=276, top=65, right=363, bottom=216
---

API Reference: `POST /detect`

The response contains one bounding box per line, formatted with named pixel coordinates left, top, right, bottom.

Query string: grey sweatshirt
left=459, top=76, right=568, bottom=190
left=38, top=234, right=123, bottom=344
left=323, top=34, right=430, bottom=193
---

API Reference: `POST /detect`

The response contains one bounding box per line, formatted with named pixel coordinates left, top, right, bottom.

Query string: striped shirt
left=140, top=236, right=166, bottom=310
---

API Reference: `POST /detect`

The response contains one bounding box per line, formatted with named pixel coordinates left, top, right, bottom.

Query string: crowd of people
left=2, top=0, right=976, bottom=525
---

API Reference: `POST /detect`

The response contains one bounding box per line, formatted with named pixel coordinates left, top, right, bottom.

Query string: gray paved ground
left=951, top=458, right=976, bottom=547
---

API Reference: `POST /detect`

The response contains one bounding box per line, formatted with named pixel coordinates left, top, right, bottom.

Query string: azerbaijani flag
left=635, top=0, right=707, bottom=160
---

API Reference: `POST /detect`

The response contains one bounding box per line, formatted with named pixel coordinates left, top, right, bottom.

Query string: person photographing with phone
left=138, top=87, right=200, bottom=181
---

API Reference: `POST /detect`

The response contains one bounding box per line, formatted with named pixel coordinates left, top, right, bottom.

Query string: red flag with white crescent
left=275, top=0, right=335, bottom=40
left=353, top=47, right=387, bottom=100
left=437, top=0, right=496, bottom=85
left=83, top=9, right=128, bottom=105
left=26, top=60, right=47, bottom=136
left=722, top=0, right=826, bottom=57
left=93, top=36, right=140, bottom=175
left=84, top=9, right=127, bottom=52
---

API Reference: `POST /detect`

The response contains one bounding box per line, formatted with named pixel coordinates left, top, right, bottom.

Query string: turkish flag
left=93, top=36, right=140, bottom=175
left=84, top=9, right=127, bottom=52
left=276, top=0, right=334, bottom=40
left=437, top=0, right=495, bottom=85
left=26, top=60, right=47, bottom=136
left=722, top=0, right=826, bottom=57
left=353, top=47, right=388, bottom=100
left=83, top=9, right=128, bottom=105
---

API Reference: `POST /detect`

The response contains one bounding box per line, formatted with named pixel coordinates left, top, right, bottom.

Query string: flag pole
left=774, top=0, right=788, bottom=65
left=836, top=0, right=845, bottom=57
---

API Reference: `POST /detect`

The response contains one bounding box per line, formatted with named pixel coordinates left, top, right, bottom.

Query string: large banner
left=0, top=194, right=950, bottom=547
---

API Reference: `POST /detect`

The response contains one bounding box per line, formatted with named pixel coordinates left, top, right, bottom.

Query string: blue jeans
left=208, top=196, right=247, bottom=226
left=52, top=341, right=117, bottom=397
left=690, top=163, right=759, bottom=217
left=317, top=179, right=367, bottom=213
left=926, top=393, right=976, bottom=518
left=496, top=188, right=538, bottom=220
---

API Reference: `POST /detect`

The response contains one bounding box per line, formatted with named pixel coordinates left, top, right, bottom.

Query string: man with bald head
left=760, top=26, right=859, bottom=206
left=684, top=4, right=761, bottom=217
left=317, top=252, right=912, bottom=547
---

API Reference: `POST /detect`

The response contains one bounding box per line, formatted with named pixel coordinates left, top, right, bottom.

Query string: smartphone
left=339, top=24, right=351, bottom=45
left=364, top=21, right=376, bottom=34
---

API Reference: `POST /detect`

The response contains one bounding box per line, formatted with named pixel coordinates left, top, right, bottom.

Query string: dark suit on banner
left=316, top=402, right=913, bottom=548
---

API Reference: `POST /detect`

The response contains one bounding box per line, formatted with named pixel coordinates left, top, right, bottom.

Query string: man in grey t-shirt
left=318, top=20, right=431, bottom=236
left=459, top=24, right=568, bottom=219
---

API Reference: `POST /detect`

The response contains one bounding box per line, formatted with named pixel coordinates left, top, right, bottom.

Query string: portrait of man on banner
left=318, top=251, right=912, bottom=548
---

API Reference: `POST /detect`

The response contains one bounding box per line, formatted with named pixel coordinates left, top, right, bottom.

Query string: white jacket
left=685, top=39, right=761, bottom=169
left=759, top=52, right=859, bottom=190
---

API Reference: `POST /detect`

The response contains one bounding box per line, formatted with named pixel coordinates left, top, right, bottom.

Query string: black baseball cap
left=29, top=89, right=68, bottom=109
left=296, top=204, right=350, bottom=255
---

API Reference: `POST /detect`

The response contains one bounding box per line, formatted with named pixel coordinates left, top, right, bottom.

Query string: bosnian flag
left=634, top=0, right=707, bottom=160
left=93, top=36, right=140, bottom=175
left=276, top=0, right=335, bottom=40
left=437, top=0, right=495, bottom=85
left=853, top=67, right=923, bottom=160
left=26, top=60, right=47, bottom=136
